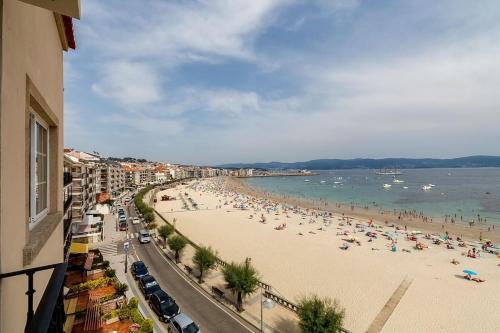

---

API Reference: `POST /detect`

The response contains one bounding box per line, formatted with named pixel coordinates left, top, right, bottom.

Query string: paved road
left=126, top=203, right=258, bottom=333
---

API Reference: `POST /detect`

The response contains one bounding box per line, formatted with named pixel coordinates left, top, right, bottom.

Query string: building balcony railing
left=63, top=172, right=72, bottom=187
left=64, top=195, right=72, bottom=213
left=0, top=262, right=67, bottom=333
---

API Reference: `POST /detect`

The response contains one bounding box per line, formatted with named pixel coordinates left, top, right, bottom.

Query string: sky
left=64, top=0, right=500, bottom=165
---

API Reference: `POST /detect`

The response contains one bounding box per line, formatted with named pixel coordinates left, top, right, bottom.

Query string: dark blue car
left=139, top=275, right=161, bottom=299
left=131, top=261, right=149, bottom=280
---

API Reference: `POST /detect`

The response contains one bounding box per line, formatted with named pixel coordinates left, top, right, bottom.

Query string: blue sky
left=64, top=0, right=500, bottom=165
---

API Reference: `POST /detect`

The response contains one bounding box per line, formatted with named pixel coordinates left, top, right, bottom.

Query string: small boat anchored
left=383, top=184, right=392, bottom=189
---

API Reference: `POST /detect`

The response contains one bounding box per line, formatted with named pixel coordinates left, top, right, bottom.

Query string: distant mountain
left=217, top=156, right=500, bottom=170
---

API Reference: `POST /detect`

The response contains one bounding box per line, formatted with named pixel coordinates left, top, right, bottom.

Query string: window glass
left=35, top=123, right=48, bottom=215
left=30, top=117, right=49, bottom=224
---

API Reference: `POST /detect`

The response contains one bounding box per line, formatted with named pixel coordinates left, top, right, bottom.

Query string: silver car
left=139, top=229, right=151, bottom=244
left=167, top=313, right=200, bottom=333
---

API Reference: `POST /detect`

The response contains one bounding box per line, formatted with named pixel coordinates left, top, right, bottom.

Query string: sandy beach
left=154, top=177, right=500, bottom=333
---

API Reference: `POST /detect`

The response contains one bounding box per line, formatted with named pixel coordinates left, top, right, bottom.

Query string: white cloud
left=91, top=60, right=161, bottom=108
left=82, top=0, right=289, bottom=65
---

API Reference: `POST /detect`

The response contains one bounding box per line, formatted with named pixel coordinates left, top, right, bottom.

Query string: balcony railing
left=0, top=262, right=67, bottom=333
left=63, top=172, right=72, bottom=187
left=64, top=195, right=72, bottom=213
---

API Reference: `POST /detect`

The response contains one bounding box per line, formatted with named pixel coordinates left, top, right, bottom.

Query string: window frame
left=29, top=112, right=50, bottom=228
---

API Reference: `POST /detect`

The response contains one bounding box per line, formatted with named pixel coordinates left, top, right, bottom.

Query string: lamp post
left=124, top=242, right=129, bottom=273
left=260, top=287, right=275, bottom=332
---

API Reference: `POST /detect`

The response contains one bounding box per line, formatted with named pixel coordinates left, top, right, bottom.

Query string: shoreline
left=227, top=176, right=500, bottom=244
left=155, top=178, right=500, bottom=332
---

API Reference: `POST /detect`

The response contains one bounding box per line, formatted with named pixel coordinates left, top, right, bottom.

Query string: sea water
left=243, top=168, right=500, bottom=224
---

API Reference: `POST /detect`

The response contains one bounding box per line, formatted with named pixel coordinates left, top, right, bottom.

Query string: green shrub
left=69, top=277, right=113, bottom=293
left=140, top=319, right=154, bottom=333
left=102, top=260, right=110, bottom=268
left=102, top=310, right=118, bottom=321
left=104, top=268, right=116, bottom=278
left=297, top=295, right=345, bottom=333
left=130, top=307, right=144, bottom=325
left=117, top=305, right=129, bottom=320
left=114, top=281, right=129, bottom=295
left=128, top=297, right=138, bottom=309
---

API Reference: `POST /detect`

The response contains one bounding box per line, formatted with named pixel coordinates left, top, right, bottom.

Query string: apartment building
left=63, top=156, right=74, bottom=255
left=0, top=1, right=80, bottom=332
left=100, top=162, right=125, bottom=198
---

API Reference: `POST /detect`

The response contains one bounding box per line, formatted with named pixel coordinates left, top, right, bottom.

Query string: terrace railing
left=0, top=262, right=67, bottom=333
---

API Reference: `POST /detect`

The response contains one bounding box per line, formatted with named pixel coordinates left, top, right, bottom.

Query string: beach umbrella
left=463, top=270, right=477, bottom=276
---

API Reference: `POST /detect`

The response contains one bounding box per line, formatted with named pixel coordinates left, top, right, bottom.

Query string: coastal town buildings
left=0, top=0, right=80, bottom=332
left=99, top=162, right=126, bottom=197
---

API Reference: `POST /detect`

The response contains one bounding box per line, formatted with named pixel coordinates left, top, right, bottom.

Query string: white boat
left=383, top=184, right=392, bottom=189
left=334, top=181, right=342, bottom=184
left=429, top=184, right=436, bottom=187
left=304, top=179, right=310, bottom=182
left=320, top=180, right=326, bottom=183
left=422, top=185, right=432, bottom=191
left=403, top=186, right=409, bottom=189
left=393, top=179, right=405, bottom=183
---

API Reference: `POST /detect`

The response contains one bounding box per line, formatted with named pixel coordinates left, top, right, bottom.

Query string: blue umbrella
left=463, top=270, right=477, bottom=276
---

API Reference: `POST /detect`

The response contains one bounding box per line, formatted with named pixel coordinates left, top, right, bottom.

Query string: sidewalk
left=92, top=210, right=165, bottom=333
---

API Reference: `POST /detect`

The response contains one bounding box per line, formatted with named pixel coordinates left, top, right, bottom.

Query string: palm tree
left=192, top=246, right=217, bottom=283
left=158, top=224, right=173, bottom=248
left=297, top=295, right=345, bottom=333
left=167, top=235, right=187, bottom=263
left=222, top=259, right=259, bottom=311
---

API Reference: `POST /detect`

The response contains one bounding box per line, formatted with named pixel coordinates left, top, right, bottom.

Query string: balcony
left=0, top=262, right=67, bottom=333
left=63, top=172, right=72, bottom=187
left=64, top=195, right=72, bottom=213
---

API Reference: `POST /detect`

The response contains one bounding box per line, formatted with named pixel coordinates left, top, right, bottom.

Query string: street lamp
left=124, top=242, right=129, bottom=273
left=260, top=288, right=275, bottom=332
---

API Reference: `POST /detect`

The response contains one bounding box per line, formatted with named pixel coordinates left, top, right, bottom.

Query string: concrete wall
left=0, top=0, right=64, bottom=331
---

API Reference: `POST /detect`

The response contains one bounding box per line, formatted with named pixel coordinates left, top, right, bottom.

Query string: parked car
left=167, top=313, right=200, bottom=333
left=132, top=217, right=141, bottom=224
left=131, top=261, right=149, bottom=280
left=138, top=275, right=161, bottom=298
left=119, top=221, right=128, bottom=231
left=149, top=289, right=180, bottom=322
left=139, top=229, right=151, bottom=244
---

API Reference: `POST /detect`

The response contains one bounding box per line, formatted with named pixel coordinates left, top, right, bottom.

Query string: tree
left=158, top=225, right=173, bottom=248
left=146, top=222, right=158, bottom=230
left=222, top=259, right=259, bottom=311
left=167, top=235, right=188, bottom=263
left=192, top=246, right=217, bottom=283
left=144, top=211, right=155, bottom=223
left=297, top=295, right=345, bottom=333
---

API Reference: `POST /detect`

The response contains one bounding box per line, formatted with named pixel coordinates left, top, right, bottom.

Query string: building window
left=29, top=114, right=49, bottom=226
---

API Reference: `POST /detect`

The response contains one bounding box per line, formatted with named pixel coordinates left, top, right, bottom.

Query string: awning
left=69, top=242, right=88, bottom=254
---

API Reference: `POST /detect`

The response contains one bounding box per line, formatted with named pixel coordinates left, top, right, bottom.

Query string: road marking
left=149, top=236, right=257, bottom=333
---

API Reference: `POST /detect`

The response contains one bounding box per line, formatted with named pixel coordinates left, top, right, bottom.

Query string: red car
left=119, top=221, right=128, bottom=231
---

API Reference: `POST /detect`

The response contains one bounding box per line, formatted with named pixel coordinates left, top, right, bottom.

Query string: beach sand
left=154, top=178, right=500, bottom=333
